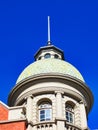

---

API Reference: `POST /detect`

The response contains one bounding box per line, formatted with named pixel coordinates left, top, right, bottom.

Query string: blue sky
left=0, top=0, right=98, bottom=129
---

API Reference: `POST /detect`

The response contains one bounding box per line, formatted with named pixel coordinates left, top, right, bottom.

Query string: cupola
left=34, top=44, right=64, bottom=61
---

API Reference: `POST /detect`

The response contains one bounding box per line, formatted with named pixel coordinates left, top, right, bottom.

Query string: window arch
left=65, top=101, right=75, bottom=124
left=38, top=100, right=52, bottom=122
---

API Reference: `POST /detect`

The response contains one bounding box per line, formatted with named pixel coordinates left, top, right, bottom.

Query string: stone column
left=79, top=101, right=87, bottom=129
left=55, top=91, right=65, bottom=130
left=26, top=95, right=33, bottom=130
left=56, top=91, right=63, bottom=117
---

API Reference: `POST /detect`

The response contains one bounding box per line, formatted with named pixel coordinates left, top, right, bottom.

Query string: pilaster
left=55, top=91, right=65, bottom=130
left=26, top=95, right=34, bottom=130
left=79, top=101, right=87, bottom=129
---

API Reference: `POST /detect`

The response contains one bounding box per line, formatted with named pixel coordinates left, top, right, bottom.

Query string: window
left=38, top=56, right=41, bottom=60
left=66, top=103, right=74, bottom=123
left=38, top=101, right=52, bottom=121
left=44, top=53, right=51, bottom=58
left=54, top=54, right=59, bottom=59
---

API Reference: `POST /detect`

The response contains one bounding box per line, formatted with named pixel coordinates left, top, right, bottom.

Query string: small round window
left=54, top=54, right=59, bottom=59
left=44, top=53, right=51, bottom=59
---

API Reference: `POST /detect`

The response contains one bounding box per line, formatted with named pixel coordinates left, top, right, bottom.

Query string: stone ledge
left=0, top=118, right=26, bottom=124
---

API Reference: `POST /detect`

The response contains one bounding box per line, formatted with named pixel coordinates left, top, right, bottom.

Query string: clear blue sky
left=0, top=0, right=98, bottom=129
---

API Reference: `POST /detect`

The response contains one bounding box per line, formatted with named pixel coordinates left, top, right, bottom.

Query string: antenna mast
left=48, top=16, right=51, bottom=45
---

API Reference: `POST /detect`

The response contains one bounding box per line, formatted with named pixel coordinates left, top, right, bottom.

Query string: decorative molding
left=15, top=86, right=83, bottom=106
left=8, top=74, right=93, bottom=113
left=55, top=117, right=66, bottom=123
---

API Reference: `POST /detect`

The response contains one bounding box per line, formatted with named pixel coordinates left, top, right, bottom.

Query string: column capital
left=55, top=90, right=64, bottom=95
left=79, top=100, right=84, bottom=104
left=24, top=95, right=34, bottom=100
left=80, top=100, right=87, bottom=107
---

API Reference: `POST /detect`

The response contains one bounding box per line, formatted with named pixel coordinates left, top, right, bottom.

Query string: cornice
left=14, top=86, right=83, bottom=105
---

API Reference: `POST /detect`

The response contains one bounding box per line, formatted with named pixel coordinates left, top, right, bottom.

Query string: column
left=79, top=101, right=87, bottom=129
left=26, top=95, right=33, bottom=130
left=55, top=91, right=65, bottom=130
left=56, top=91, right=63, bottom=117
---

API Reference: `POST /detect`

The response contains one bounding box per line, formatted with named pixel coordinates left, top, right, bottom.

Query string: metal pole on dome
left=47, top=16, right=51, bottom=45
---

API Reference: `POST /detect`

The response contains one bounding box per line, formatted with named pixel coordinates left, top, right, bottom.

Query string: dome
left=16, top=58, right=84, bottom=83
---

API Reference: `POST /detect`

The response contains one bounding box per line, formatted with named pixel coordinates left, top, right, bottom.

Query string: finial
left=48, top=16, right=51, bottom=45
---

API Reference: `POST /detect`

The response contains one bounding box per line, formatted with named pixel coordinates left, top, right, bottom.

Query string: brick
left=0, top=121, right=26, bottom=130
left=0, top=104, right=8, bottom=120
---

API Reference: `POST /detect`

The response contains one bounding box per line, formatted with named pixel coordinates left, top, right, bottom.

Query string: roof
left=34, top=45, right=64, bottom=60
left=16, top=58, right=84, bottom=83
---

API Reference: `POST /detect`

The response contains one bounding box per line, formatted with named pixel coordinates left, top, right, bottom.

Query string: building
left=0, top=18, right=93, bottom=130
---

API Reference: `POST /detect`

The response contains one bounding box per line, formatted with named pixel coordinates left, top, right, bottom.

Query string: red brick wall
left=0, top=103, right=26, bottom=130
left=0, top=121, right=26, bottom=130
left=0, top=104, right=8, bottom=120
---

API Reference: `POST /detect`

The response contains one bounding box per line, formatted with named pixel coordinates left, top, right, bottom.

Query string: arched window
left=54, top=54, right=59, bottom=59
left=38, top=101, right=52, bottom=121
left=65, top=102, right=74, bottom=124
left=44, top=53, right=51, bottom=59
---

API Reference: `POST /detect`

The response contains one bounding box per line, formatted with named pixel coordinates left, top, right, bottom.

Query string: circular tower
left=8, top=43, right=93, bottom=130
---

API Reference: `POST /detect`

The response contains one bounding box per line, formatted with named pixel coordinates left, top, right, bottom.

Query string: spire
left=47, top=16, right=51, bottom=45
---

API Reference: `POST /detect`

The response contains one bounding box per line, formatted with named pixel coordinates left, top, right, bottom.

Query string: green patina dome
left=16, top=58, right=84, bottom=83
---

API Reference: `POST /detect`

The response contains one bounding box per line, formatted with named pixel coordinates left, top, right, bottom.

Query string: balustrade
left=34, top=121, right=55, bottom=130
left=32, top=120, right=82, bottom=130
left=66, top=122, right=81, bottom=130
